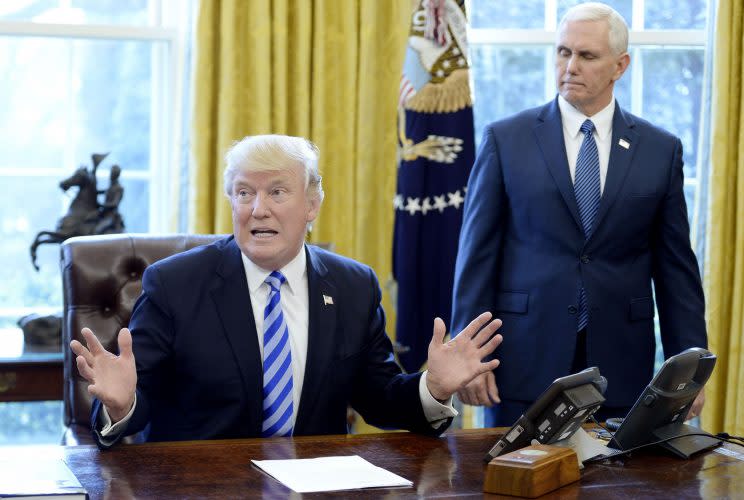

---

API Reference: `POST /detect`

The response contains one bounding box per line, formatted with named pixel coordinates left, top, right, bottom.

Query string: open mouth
left=251, top=229, right=278, bottom=238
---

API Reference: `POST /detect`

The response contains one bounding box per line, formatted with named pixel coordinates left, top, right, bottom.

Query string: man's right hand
left=457, top=370, right=500, bottom=407
left=70, top=327, right=137, bottom=423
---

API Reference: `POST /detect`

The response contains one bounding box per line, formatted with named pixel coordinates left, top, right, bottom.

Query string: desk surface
left=5, top=428, right=743, bottom=499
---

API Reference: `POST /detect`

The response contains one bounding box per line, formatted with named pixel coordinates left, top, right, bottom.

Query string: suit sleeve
left=91, top=264, right=175, bottom=448
left=351, top=268, right=451, bottom=436
left=652, top=138, right=707, bottom=356
left=451, top=125, right=506, bottom=336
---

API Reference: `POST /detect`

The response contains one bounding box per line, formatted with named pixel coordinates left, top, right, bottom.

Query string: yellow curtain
left=191, top=0, right=409, bottom=326
left=702, top=0, right=744, bottom=436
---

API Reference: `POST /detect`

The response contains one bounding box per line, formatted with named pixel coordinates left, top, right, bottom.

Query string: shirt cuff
left=100, top=393, right=137, bottom=437
left=419, top=370, right=458, bottom=426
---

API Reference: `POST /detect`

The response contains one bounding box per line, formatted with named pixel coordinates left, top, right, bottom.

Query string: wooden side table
left=0, top=328, right=63, bottom=402
left=0, top=353, right=63, bottom=402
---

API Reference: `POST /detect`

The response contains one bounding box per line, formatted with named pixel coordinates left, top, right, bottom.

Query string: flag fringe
left=405, top=69, right=472, bottom=113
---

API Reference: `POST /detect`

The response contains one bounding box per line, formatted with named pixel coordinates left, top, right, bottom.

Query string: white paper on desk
left=251, top=455, right=413, bottom=493
left=553, top=427, right=616, bottom=466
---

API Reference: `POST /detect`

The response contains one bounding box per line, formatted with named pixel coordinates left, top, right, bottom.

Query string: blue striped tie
left=574, top=119, right=601, bottom=331
left=261, top=271, right=293, bottom=437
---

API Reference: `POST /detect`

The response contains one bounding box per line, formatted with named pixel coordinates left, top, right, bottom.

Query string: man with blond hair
left=72, top=134, right=504, bottom=448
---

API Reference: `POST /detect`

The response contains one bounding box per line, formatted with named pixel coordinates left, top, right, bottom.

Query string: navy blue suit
left=93, top=237, right=444, bottom=447
left=451, top=98, right=706, bottom=415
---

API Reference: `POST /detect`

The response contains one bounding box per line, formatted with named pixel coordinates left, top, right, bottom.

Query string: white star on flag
left=405, top=197, right=422, bottom=215
left=421, top=197, right=433, bottom=215
left=393, top=194, right=404, bottom=209
left=448, top=190, right=464, bottom=209
left=433, top=195, right=448, bottom=212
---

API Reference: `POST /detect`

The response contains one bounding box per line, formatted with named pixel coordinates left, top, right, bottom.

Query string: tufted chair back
left=60, top=233, right=223, bottom=445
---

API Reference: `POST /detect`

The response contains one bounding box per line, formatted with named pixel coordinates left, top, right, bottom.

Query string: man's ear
left=613, top=52, right=631, bottom=81
left=307, top=195, right=321, bottom=222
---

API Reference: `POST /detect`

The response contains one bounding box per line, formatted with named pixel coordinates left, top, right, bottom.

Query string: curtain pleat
left=702, top=0, right=744, bottom=436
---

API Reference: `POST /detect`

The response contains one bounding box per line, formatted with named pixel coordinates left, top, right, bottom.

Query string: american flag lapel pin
left=323, top=294, right=334, bottom=305
left=618, top=138, right=630, bottom=149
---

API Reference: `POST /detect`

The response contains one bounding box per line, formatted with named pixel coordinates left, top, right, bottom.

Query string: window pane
left=0, top=401, right=64, bottom=445
left=645, top=0, right=707, bottom=29
left=0, top=36, right=156, bottom=170
left=0, top=175, right=67, bottom=316
left=471, top=46, right=546, bottom=143
left=684, top=183, right=696, bottom=222
left=557, top=0, right=632, bottom=26
left=642, top=48, right=704, bottom=180
left=0, top=0, right=152, bottom=25
left=118, top=177, right=149, bottom=233
left=470, top=0, right=544, bottom=29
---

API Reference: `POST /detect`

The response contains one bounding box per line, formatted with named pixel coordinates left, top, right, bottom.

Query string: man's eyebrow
left=577, top=49, right=599, bottom=57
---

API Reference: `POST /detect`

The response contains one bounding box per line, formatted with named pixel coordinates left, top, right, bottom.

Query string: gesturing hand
left=457, top=371, right=500, bottom=407
left=425, top=312, right=503, bottom=401
left=69, top=327, right=137, bottom=422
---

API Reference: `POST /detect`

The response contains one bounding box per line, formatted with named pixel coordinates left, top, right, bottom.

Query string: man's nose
left=251, top=193, right=270, bottom=217
left=566, top=55, right=579, bottom=74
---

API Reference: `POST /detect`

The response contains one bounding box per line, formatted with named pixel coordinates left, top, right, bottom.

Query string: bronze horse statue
left=30, top=153, right=124, bottom=270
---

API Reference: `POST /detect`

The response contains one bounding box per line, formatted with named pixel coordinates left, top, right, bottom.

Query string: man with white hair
left=452, top=2, right=707, bottom=426
left=72, top=134, right=504, bottom=448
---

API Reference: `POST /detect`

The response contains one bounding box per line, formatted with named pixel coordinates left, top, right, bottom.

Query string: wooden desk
left=11, top=428, right=743, bottom=499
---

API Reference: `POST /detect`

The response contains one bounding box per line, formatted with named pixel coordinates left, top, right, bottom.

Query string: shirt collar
left=242, top=245, right=307, bottom=296
left=558, top=95, right=615, bottom=141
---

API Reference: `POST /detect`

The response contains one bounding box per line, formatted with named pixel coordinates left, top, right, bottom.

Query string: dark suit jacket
left=451, top=98, right=707, bottom=407
left=93, top=238, right=444, bottom=447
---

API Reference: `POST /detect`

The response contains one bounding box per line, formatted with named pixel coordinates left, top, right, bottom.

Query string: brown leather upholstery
left=60, top=233, right=223, bottom=445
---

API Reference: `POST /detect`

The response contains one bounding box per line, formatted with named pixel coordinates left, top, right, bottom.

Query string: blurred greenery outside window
left=466, top=0, right=709, bottom=426
left=0, top=0, right=190, bottom=444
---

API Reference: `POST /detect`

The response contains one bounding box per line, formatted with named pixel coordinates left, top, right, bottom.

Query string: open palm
left=426, top=312, right=503, bottom=401
left=70, top=327, right=137, bottom=422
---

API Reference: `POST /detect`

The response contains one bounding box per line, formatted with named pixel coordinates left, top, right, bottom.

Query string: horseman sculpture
left=29, top=153, right=125, bottom=271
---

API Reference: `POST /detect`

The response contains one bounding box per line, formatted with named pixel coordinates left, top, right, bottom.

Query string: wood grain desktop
left=2, top=428, right=742, bottom=498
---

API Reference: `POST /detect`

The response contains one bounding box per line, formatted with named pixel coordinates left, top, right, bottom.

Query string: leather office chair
left=60, top=233, right=222, bottom=445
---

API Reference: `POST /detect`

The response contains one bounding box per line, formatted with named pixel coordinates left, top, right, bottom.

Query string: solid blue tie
left=574, top=119, right=601, bottom=331
left=261, top=271, right=293, bottom=437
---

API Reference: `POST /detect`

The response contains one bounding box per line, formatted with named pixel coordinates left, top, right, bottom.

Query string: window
left=0, top=0, right=191, bottom=444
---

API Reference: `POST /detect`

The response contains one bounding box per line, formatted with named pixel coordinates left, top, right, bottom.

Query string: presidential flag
left=393, top=0, right=475, bottom=373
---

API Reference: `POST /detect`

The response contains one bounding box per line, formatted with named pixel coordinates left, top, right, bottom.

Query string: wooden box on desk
left=483, top=444, right=580, bottom=498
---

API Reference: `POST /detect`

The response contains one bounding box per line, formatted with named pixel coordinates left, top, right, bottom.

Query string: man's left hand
left=425, top=312, right=503, bottom=401
left=686, top=387, right=705, bottom=420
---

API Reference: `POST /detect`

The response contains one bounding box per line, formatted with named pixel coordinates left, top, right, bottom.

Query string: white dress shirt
left=558, top=95, right=616, bottom=194
left=100, top=245, right=455, bottom=437
left=243, top=247, right=309, bottom=426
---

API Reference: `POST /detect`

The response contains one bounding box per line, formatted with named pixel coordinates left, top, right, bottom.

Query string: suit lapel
left=210, top=238, right=263, bottom=432
left=533, top=98, right=583, bottom=230
left=592, top=103, right=639, bottom=235
left=294, top=245, right=337, bottom=433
